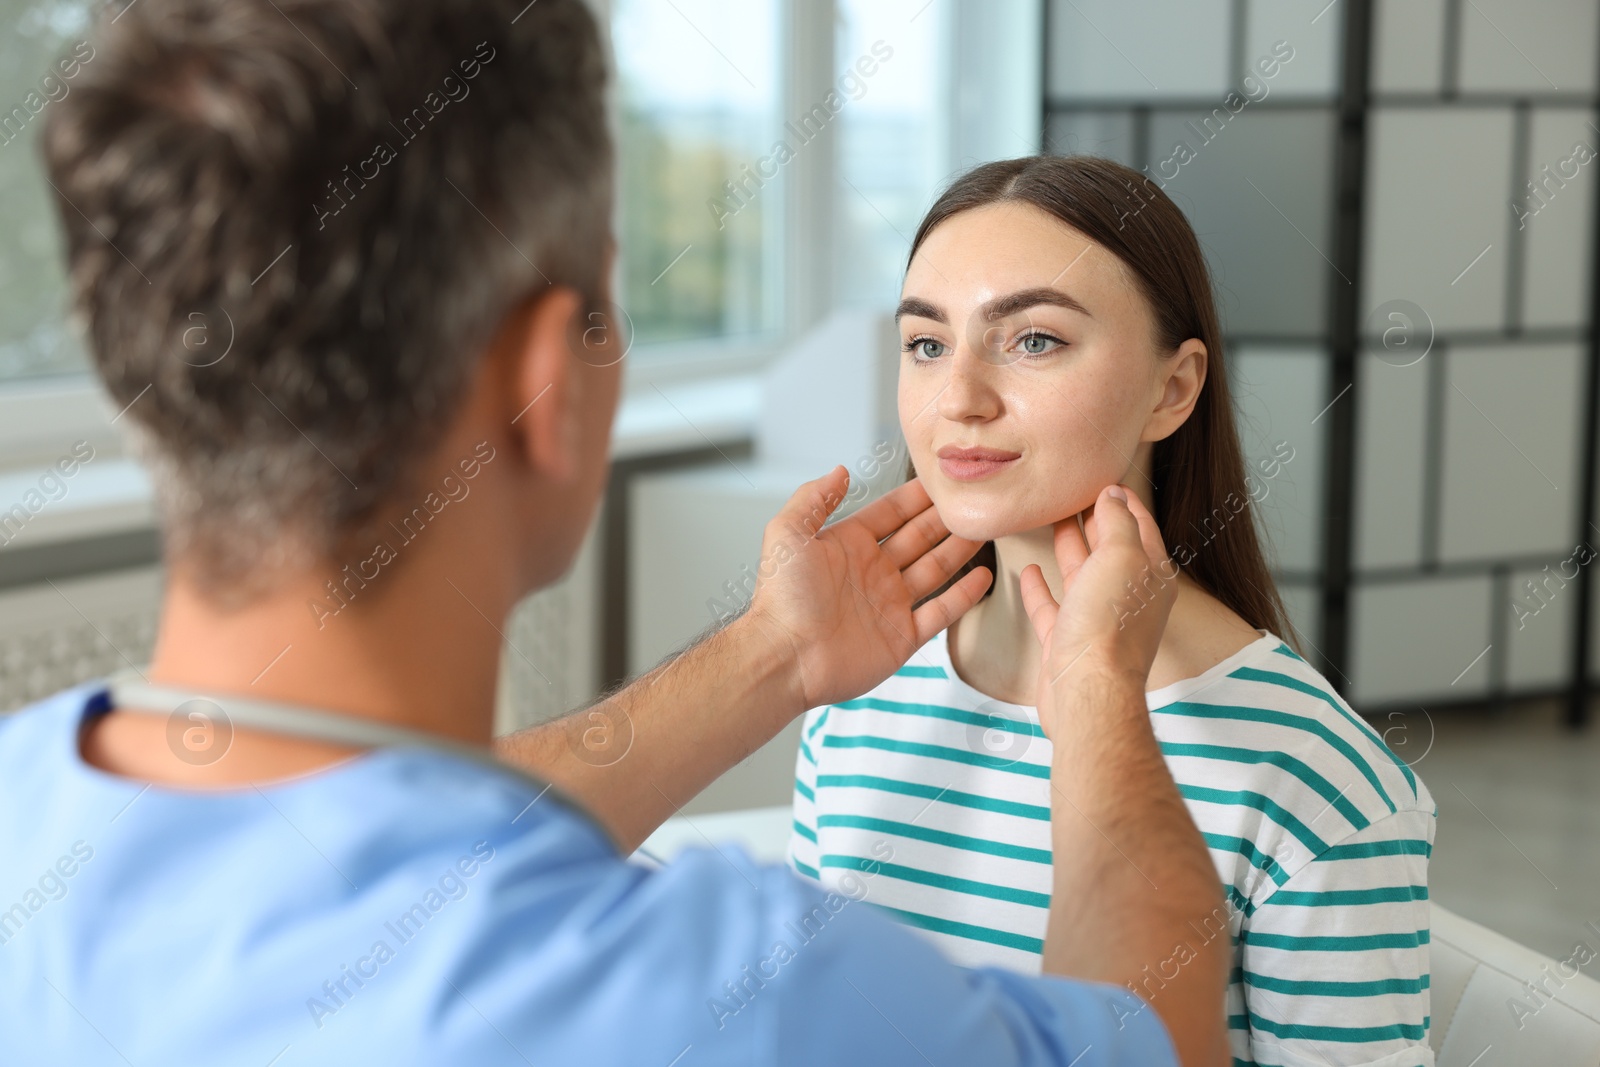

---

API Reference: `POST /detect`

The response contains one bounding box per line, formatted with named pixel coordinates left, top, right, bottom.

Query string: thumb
left=1109, top=483, right=1176, bottom=576
left=775, top=465, right=850, bottom=541
left=1091, top=483, right=1142, bottom=547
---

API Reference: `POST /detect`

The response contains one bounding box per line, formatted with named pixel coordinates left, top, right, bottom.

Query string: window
left=833, top=0, right=949, bottom=312
left=610, top=0, right=782, bottom=348
left=0, top=0, right=92, bottom=383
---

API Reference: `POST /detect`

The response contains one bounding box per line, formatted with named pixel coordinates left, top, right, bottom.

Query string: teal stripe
left=1159, top=741, right=1368, bottom=832
left=1243, top=968, right=1430, bottom=997
left=817, top=813, right=1052, bottom=864
left=1319, top=838, right=1431, bottom=861
left=1226, top=883, right=1252, bottom=918
left=792, top=819, right=817, bottom=844
left=1247, top=1012, right=1428, bottom=1044
left=1228, top=665, right=1418, bottom=800
left=1244, top=928, right=1429, bottom=951
left=806, top=705, right=831, bottom=739
left=895, top=664, right=948, bottom=679
left=1268, top=885, right=1428, bottom=907
left=1203, top=832, right=1289, bottom=886
left=872, top=902, right=1044, bottom=954
left=799, top=738, right=816, bottom=765
left=822, top=854, right=1050, bottom=908
left=792, top=859, right=819, bottom=879
left=821, top=734, right=1050, bottom=778
left=1178, top=783, right=1329, bottom=853
left=1271, top=642, right=1306, bottom=663
left=833, top=695, right=1044, bottom=737
left=816, top=773, right=1050, bottom=821
left=1156, top=700, right=1398, bottom=814
left=793, top=777, right=814, bottom=802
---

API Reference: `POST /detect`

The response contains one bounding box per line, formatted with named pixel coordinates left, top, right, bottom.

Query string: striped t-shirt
left=788, top=627, right=1436, bottom=1067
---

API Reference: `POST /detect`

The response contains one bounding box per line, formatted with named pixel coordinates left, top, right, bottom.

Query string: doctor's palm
left=747, top=468, right=992, bottom=713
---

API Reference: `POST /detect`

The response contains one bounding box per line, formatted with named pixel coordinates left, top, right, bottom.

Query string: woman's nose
left=935, top=347, right=1003, bottom=423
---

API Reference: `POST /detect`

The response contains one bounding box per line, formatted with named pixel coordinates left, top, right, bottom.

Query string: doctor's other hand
left=745, top=467, right=992, bottom=714
left=1019, top=483, right=1178, bottom=736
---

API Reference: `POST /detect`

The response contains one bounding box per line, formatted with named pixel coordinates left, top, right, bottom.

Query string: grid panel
left=1457, top=0, right=1598, bottom=94
left=1437, top=342, right=1583, bottom=563
left=1521, top=107, right=1599, bottom=330
left=1232, top=346, right=1329, bottom=576
left=1362, top=107, right=1516, bottom=334
left=1045, top=0, right=1233, bottom=101
left=1148, top=107, right=1336, bottom=336
left=1372, top=0, right=1447, bottom=93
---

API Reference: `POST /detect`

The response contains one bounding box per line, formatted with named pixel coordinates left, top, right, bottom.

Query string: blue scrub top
left=0, top=686, right=1177, bottom=1066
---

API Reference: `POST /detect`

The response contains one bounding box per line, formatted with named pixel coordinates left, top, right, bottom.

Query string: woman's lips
left=935, top=445, right=1022, bottom=482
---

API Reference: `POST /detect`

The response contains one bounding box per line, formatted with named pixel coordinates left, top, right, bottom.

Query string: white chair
left=1430, top=903, right=1600, bottom=1066
left=637, top=811, right=1600, bottom=1064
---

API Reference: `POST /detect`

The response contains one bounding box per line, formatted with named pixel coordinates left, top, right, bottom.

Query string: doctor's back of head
left=0, top=1, right=1209, bottom=1064
left=48, top=0, right=619, bottom=600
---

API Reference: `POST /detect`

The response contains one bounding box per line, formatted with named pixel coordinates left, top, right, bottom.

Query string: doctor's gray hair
left=42, top=0, right=613, bottom=593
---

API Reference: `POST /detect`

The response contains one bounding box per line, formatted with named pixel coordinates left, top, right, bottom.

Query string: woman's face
left=896, top=200, right=1199, bottom=543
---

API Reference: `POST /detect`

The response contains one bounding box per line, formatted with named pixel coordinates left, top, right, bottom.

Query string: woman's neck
left=948, top=522, right=1263, bottom=706
left=949, top=527, right=1058, bottom=705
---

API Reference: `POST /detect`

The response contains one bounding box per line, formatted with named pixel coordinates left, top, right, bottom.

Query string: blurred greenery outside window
left=612, top=0, right=781, bottom=349
left=0, top=0, right=92, bottom=382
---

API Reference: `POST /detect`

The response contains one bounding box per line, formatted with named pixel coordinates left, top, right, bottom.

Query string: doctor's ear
left=499, top=285, right=585, bottom=482
left=1142, top=337, right=1207, bottom=443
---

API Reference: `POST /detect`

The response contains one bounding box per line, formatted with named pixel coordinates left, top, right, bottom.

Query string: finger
left=775, top=465, right=850, bottom=540
left=1090, top=484, right=1145, bottom=551
left=901, top=532, right=985, bottom=602
left=847, top=477, right=933, bottom=541
left=1081, top=500, right=1104, bottom=552
left=1117, top=484, right=1175, bottom=574
left=1053, top=514, right=1089, bottom=584
left=911, top=566, right=992, bottom=645
left=879, top=503, right=952, bottom=571
left=1019, top=562, right=1058, bottom=647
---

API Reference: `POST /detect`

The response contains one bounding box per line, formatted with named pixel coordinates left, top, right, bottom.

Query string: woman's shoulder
left=1150, top=631, right=1433, bottom=822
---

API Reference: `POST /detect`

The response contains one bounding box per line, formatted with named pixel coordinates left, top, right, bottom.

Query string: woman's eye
left=1015, top=333, right=1065, bottom=358
left=906, top=338, right=947, bottom=360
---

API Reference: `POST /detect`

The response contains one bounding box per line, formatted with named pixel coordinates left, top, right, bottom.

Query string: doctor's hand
left=1019, top=483, right=1178, bottom=737
left=744, top=467, right=992, bottom=714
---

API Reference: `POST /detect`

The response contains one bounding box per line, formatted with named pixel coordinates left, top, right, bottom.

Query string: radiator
left=0, top=531, right=599, bottom=730
left=0, top=566, right=163, bottom=714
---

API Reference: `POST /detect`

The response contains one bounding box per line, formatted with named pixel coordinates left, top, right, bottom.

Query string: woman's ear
left=1142, top=338, right=1207, bottom=443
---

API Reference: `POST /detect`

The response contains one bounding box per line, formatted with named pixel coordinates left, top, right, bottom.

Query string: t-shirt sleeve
left=787, top=706, right=824, bottom=881
left=1238, top=807, right=1435, bottom=1067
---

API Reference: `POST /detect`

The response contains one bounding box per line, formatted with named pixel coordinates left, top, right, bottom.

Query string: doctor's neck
left=82, top=381, right=534, bottom=788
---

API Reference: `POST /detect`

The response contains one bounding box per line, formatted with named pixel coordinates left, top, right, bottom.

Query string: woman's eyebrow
left=895, top=296, right=945, bottom=323
left=980, top=287, right=1093, bottom=321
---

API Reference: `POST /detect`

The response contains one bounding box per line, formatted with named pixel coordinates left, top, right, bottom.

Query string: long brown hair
left=907, top=155, right=1301, bottom=654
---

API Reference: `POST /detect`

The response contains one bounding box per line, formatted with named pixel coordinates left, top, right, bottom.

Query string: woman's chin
left=931, top=495, right=1090, bottom=545
left=935, top=506, right=1039, bottom=545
